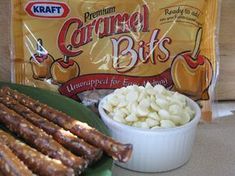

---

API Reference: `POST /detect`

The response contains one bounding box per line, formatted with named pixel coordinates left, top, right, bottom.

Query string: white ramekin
left=98, top=94, right=201, bottom=172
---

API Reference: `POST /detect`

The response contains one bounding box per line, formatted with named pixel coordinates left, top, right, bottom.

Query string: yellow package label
left=12, top=0, right=219, bottom=121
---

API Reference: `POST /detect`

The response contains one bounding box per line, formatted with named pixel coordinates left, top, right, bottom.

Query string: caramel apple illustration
left=30, top=39, right=54, bottom=79
left=51, top=45, right=80, bottom=84
left=171, top=28, right=213, bottom=100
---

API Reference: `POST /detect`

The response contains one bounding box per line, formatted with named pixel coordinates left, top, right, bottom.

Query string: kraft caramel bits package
left=12, top=0, right=219, bottom=121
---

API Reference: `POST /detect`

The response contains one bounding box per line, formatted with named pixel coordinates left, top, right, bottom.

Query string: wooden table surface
left=0, top=0, right=234, bottom=100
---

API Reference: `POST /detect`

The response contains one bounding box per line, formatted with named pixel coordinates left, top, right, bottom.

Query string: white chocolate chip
left=126, top=114, right=138, bottom=122
left=146, top=118, right=159, bottom=127
left=150, top=102, right=161, bottom=111
left=136, top=106, right=149, bottom=116
left=117, top=100, right=127, bottom=108
left=108, top=96, right=119, bottom=106
left=103, top=102, right=113, bottom=112
left=102, top=82, right=195, bottom=129
left=113, top=115, right=126, bottom=123
left=155, top=98, right=168, bottom=109
left=126, top=91, right=139, bottom=103
left=179, top=111, right=191, bottom=125
left=169, top=104, right=181, bottom=115
left=158, top=109, right=171, bottom=120
left=148, top=112, right=160, bottom=121
left=160, top=120, right=176, bottom=128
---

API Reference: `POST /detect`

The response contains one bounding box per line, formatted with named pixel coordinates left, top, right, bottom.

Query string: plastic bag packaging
left=11, top=0, right=220, bottom=121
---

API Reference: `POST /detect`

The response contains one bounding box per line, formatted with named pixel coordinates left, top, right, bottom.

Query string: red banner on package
left=59, top=69, right=173, bottom=98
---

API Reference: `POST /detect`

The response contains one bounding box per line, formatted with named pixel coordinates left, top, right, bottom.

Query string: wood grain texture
left=216, top=0, right=235, bottom=100
left=0, top=0, right=11, bottom=81
left=0, top=0, right=234, bottom=100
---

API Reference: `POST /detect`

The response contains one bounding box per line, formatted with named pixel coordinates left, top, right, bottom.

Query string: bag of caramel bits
left=11, top=0, right=220, bottom=121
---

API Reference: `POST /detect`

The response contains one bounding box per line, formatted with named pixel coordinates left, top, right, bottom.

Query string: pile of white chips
left=102, top=83, right=195, bottom=129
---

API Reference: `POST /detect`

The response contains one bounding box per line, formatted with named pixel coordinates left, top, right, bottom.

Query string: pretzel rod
left=0, top=129, right=75, bottom=176
left=0, top=143, right=33, bottom=176
left=0, top=94, right=102, bottom=164
left=1, top=87, right=133, bottom=162
left=0, top=103, right=88, bottom=175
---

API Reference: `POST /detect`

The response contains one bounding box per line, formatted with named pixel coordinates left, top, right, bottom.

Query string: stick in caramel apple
left=36, top=39, right=43, bottom=57
left=191, top=28, right=202, bottom=60
left=51, top=45, right=80, bottom=84
left=171, top=27, right=213, bottom=100
left=30, top=39, right=54, bottom=80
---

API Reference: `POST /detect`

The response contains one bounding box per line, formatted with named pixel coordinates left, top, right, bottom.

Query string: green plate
left=0, top=81, right=113, bottom=176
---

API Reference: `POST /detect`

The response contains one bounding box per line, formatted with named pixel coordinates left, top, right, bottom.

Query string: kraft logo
left=25, top=1, right=70, bottom=18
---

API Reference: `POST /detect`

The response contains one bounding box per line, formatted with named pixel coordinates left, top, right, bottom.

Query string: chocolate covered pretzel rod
left=0, top=94, right=102, bottom=164
left=0, top=129, right=75, bottom=176
left=1, top=87, right=133, bottom=162
left=0, top=143, right=33, bottom=176
left=0, top=103, right=88, bottom=175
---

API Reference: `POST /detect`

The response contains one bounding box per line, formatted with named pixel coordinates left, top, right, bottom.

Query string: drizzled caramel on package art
left=12, top=0, right=219, bottom=121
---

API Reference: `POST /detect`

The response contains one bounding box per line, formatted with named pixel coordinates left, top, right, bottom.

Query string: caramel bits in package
left=12, top=0, right=219, bottom=121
